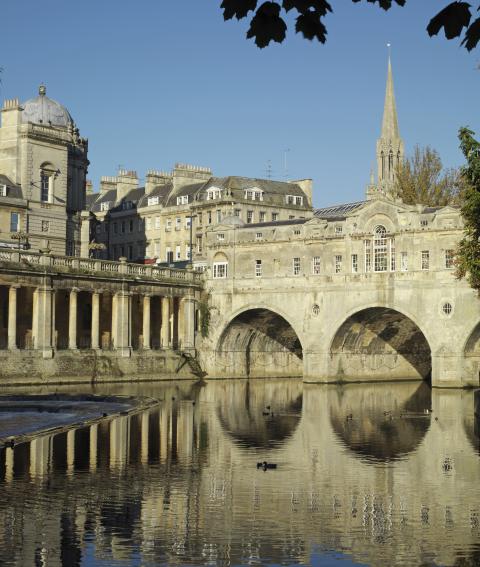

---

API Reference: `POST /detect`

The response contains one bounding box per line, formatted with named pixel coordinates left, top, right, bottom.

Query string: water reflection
left=329, top=382, right=431, bottom=462
left=0, top=380, right=478, bottom=566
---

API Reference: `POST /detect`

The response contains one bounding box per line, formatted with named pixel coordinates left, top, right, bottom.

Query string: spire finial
left=39, top=84, right=46, bottom=96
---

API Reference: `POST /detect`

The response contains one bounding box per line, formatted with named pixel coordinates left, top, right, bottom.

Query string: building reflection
left=0, top=380, right=478, bottom=566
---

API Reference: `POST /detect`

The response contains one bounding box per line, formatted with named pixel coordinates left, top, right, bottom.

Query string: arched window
left=39, top=163, right=56, bottom=203
left=374, top=225, right=388, bottom=272
left=388, top=150, right=394, bottom=178
left=381, top=151, right=385, bottom=180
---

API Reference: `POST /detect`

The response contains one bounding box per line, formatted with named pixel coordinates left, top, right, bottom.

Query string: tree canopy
left=455, top=128, right=480, bottom=293
left=220, top=1, right=480, bottom=50
left=393, top=146, right=464, bottom=207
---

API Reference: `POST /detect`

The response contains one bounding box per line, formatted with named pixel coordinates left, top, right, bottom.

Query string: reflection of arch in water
left=215, top=379, right=303, bottom=449
left=330, top=307, right=432, bottom=382
left=216, top=308, right=303, bottom=378
left=464, top=322, right=480, bottom=386
left=329, top=382, right=431, bottom=463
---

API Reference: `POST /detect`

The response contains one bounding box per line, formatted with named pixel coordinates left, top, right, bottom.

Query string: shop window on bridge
left=213, top=262, right=228, bottom=279
left=255, top=259, right=262, bottom=277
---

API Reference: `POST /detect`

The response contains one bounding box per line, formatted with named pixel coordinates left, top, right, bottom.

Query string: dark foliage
left=220, top=0, right=480, bottom=49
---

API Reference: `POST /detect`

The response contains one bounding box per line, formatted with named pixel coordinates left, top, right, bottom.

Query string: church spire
left=381, top=56, right=400, bottom=141
left=376, top=50, right=404, bottom=194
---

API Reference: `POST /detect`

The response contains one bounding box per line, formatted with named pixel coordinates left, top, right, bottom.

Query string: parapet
left=2, top=98, right=20, bottom=110
left=174, top=163, right=211, bottom=174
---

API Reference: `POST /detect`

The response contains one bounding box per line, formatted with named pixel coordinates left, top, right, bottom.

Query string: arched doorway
left=216, top=308, right=303, bottom=378
left=330, top=307, right=432, bottom=382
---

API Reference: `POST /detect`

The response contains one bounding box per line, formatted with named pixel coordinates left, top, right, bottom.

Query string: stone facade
left=0, top=86, right=89, bottom=256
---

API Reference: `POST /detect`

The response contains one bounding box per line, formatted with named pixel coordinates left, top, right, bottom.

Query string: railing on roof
left=0, top=249, right=202, bottom=285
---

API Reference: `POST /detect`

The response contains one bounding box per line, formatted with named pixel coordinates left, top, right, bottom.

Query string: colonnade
left=0, top=283, right=197, bottom=355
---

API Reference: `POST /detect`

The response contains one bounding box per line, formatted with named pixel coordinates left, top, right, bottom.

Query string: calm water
left=0, top=379, right=479, bottom=567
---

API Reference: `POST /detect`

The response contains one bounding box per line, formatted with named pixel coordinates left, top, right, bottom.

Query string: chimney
left=100, top=175, right=118, bottom=194
left=86, top=180, right=94, bottom=195
left=173, top=163, right=212, bottom=190
left=291, top=179, right=313, bottom=207
left=145, top=169, right=172, bottom=194
left=116, top=169, right=138, bottom=201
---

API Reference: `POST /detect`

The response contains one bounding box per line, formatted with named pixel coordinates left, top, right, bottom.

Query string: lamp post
left=188, top=214, right=197, bottom=269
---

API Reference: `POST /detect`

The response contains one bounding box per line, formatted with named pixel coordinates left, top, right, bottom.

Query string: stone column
left=35, top=284, right=55, bottom=357
left=111, top=294, right=117, bottom=349
left=182, top=294, right=196, bottom=351
left=161, top=296, right=171, bottom=349
left=68, top=288, right=78, bottom=350
left=7, top=285, right=18, bottom=350
left=91, top=291, right=100, bottom=350
left=114, top=291, right=131, bottom=357
left=143, top=294, right=151, bottom=350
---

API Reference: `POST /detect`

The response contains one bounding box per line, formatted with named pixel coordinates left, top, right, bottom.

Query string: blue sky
left=1, top=0, right=478, bottom=206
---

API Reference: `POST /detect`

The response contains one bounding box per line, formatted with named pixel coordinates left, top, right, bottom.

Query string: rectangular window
left=420, top=219, right=428, bottom=227
left=293, top=229, right=301, bottom=235
left=335, top=255, right=343, bottom=274
left=445, top=249, right=455, bottom=269
left=10, top=212, right=19, bottom=233
left=176, top=245, right=181, bottom=260
left=175, top=217, right=181, bottom=230
left=390, top=240, right=396, bottom=271
left=293, top=257, right=301, bottom=276
left=166, top=248, right=173, bottom=263
left=421, top=250, right=430, bottom=271
left=216, top=209, right=222, bottom=223
left=155, top=216, right=160, bottom=229
left=217, top=233, right=225, bottom=241
left=129, top=220, right=134, bottom=232
left=41, top=220, right=50, bottom=232
left=113, top=222, right=118, bottom=234
left=40, top=173, right=50, bottom=202
left=100, top=201, right=110, bottom=212
left=259, top=211, right=266, bottom=223
left=185, top=217, right=192, bottom=229
left=121, top=221, right=126, bottom=234
left=401, top=251, right=408, bottom=271
left=198, top=213, right=203, bottom=225
left=247, top=211, right=254, bottom=224
left=186, top=245, right=191, bottom=260
left=213, top=262, right=228, bottom=278
left=176, top=195, right=189, bottom=205
left=0, top=184, right=7, bottom=197
left=295, top=196, right=303, bottom=206
left=147, top=196, right=159, bottom=206
left=234, top=209, right=241, bottom=217
left=255, top=259, right=262, bottom=277
left=335, top=225, right=343, bottom=234
left=208, top=211, right=212, bottom=224
left=364, top=239, right=371, bottom=272
left=312, top=256, right=321, bottom=275
left=137, top=219, right=142, bottom=232
left=128, top=245, right=133, bottom=260
left=196, top=235, right=203, bottom=253
left=351, top=254, right=358, bottom=273
left=166, top=218, right=172, bottom=231
left=286, top=195, right=294, bottom=205
left=272, top=212, right=278, bottom=221
left=255, top=232, right=263, bottom=240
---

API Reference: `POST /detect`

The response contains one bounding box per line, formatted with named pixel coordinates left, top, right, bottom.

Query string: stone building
left=85, top=165, right=313, bottom=267
left=0, top=85, right=89, bottom=255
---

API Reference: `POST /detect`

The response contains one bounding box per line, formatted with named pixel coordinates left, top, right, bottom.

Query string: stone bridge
left=199, top=198, right=480, bottom=388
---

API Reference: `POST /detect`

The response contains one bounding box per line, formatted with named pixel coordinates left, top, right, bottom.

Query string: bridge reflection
left=0, top=380, right=479, bottom=567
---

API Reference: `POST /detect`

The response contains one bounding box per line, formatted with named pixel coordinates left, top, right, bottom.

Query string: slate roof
left=314, top=201, right=366, bottom=220
left=164, top=182, right=206, bottom=207
left=0, top=174, right=23, bottom=200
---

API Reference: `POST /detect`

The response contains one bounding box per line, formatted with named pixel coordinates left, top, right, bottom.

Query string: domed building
left=0, top=85, right=89, bottom=255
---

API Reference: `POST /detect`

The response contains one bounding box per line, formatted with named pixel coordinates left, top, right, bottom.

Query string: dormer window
left=122, top=201, right=133, bottom=210
left=244, top=189, right=263, bottom=201
left=177, top=195, right=189, bottom=205
left=0, top=184, right=7, bottom=197
left=100, top=201, right=110, bottom=212
left=206, top=188, right=221, bottom=200
left=147, top=196, right=159, bottom=206
left=335, top=225, right=343, bottom=234
left=286, top=195, right=303, bottom=206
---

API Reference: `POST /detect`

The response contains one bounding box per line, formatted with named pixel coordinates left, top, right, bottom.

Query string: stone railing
left=0, top=250, right=203, bottom=285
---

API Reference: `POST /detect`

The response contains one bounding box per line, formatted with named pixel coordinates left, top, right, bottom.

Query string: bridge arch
left=215, top=305, right=303, bottom=378
left=329, top=305, right=432, bottom=382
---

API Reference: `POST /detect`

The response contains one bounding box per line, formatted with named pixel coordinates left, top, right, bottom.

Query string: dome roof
left=21, top=85, right=73, bottom=128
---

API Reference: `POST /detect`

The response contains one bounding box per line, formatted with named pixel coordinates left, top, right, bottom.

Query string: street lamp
left=188, top=214, right=197, bottom=269
left=10, top=231, right=29, bottom=250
